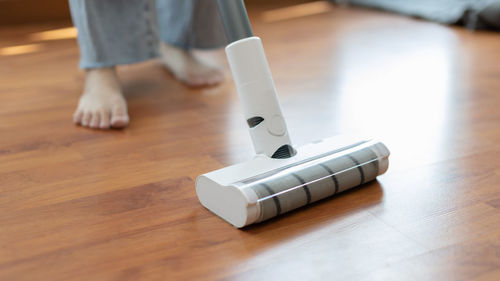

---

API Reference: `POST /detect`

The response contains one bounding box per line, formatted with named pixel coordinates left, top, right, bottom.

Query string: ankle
left=84, top=67, right=121, bottom=93
left=86, top=67, right=117, bottom=78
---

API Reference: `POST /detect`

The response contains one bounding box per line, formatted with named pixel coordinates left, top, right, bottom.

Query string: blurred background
left=0, top=0, right=70, bottom=25
left=1, top=0, right=499, bottom=27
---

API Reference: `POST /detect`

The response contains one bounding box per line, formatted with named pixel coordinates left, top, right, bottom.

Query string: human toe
left=110, top=106, right=129, bottom=128
left=73, top=110, right=83, bottom=125
left=89, top=111, right=101, bottom=129
left=81, top=111, right=92, bottom=127
left=99, top=110, right=111, bottom=129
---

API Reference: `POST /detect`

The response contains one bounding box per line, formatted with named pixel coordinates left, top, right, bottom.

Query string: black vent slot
left=247, top=116, right=264, bottom=128
left=271, top=145, right=296, bottom=159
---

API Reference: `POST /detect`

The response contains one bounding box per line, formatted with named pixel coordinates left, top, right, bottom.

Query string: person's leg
left=156, top=0, right=228, bottom=87
left=69, top=0, right=158, bottom=129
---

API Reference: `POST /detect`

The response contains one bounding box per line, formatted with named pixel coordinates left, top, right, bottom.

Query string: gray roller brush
left=196, top=0, right=390, bottom=228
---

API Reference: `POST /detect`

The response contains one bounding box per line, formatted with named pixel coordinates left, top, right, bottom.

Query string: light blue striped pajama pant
left=69, top=0, right=228, bottom=69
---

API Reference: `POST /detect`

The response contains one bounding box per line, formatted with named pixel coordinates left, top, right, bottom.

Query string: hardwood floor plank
left=357, top=234, right=500, bottom=281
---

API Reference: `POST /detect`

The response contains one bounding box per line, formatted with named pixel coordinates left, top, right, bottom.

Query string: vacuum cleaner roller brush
left=247, top=142, right=382, bottom=223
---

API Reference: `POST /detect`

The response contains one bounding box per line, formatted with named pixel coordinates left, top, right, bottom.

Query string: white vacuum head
left=196, top=137, right=389, bottom=228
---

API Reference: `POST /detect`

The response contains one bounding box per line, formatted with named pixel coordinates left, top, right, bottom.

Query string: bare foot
left=73, top=67, right=129, bottom=129
left=159, top=42, right=224, bottom=87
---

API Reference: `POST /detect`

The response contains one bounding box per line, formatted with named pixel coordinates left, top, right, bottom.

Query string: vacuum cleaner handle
left=216, top=0, right=254, bottom=42
left=217, top=0, right=296, bottom=159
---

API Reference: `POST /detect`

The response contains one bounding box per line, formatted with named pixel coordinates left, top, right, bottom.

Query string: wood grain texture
left=1, top=2, right=499, bottom=281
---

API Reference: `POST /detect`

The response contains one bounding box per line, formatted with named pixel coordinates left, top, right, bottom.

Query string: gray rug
left=332, top=0, right=500, bottom=29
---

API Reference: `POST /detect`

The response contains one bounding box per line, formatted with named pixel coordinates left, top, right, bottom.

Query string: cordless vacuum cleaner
left=196, top=0, right=390, bottom=228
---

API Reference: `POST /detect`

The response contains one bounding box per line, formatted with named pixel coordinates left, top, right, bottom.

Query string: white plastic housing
left=225, top=37, right=292, bottom=157
left=196, top=136, right=390, bottom=228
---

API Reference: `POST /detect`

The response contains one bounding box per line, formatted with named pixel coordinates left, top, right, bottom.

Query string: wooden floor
left=1, top=2, right=500, bottom=281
